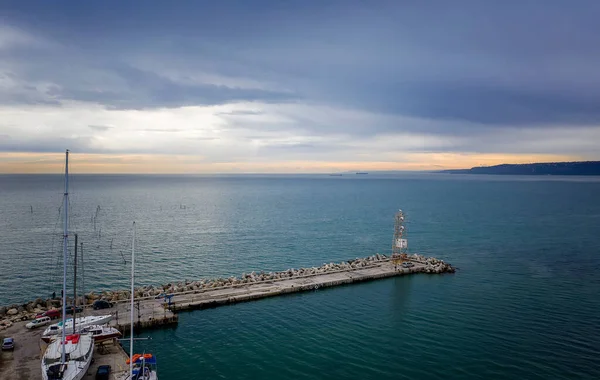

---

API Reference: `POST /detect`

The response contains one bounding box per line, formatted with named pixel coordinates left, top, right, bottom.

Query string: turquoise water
left=1, top=173, right=599, bottom=378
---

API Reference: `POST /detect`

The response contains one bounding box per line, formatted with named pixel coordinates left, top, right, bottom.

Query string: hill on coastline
left=440, top=161, right=600, bottom=175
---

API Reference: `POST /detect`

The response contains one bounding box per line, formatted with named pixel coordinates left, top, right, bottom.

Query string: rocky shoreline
left=0, top=253, right=454, bottom=330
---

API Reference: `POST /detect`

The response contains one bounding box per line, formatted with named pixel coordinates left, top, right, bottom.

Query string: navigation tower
left=392, top=209, right=408, bottom=259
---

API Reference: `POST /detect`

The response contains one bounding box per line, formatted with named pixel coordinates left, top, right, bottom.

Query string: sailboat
left=42, top=315, right=113, bottom=342
left=42, top=150, right=95, bottom=380
left=78, top=324, right=122, bottom=343
left=121, top=222, right=158, bottom=380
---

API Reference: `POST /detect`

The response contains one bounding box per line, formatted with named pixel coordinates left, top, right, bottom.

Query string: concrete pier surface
left=1, top=254, right=453, bottom=330
left=87, top=257, right=452, bottom=320
left=88, top=340, right=129, bottom=380
left=167, top=259, right=444, bottom=312
left=0, top=320, right=45, bottom=380
left=87, top=299, right=179, bottom=334
left=78, top=256, right=454, bottom=331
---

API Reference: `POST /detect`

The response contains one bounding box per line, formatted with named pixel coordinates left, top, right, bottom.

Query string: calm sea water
left=1, top=173, right=599, bottom=379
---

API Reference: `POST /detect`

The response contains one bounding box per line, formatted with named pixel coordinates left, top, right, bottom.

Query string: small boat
left=79, top=324, right=122, bottom=342
left=356, top=172, right=368, bottom=175
left=42, top=334, right=94, bottom=380
left=46, top=324, right=122, bottom=344
left=124, top=354, right=158, bottom=380
left=42, top=315, right=113, bottom=342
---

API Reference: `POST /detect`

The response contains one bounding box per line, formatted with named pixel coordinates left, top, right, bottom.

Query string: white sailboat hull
left=41, top=359, right=92, bottom=380
left=79, top=324, right=122, bottom=342
left=41, top=333, right=94, bottom=380
left=42, top=315, right=113, bottom=342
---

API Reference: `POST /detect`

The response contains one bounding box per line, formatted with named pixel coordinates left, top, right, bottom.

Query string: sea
left=0, top=173, right=599, bottom=379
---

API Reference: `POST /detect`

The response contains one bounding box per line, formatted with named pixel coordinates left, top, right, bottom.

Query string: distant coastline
left=440, top=161, right=600, bottom=176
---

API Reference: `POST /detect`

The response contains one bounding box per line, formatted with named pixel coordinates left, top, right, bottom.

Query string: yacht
left=42, top=315, right=113, bottom=343
left=79, top=324, right=122, bottom=343
left=42, top=333, right=94, bottom=380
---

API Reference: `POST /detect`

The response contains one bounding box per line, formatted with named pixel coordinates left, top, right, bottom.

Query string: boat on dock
left=42, top=334, right=94, bottom=380
left=41, top=315, right=113, bottom=343
left=79, top=324, right=122, bottom=343
left=41, top=150, right=95, bottom=380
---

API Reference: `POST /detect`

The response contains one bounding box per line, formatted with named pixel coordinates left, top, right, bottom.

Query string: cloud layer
left=1, top=1, right=599, bottom=172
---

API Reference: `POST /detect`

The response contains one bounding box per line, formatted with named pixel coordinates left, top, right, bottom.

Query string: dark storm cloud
left=2, top=0, right=600, bottom=129
left=323, top=81, right=600, bottom=126
left=0, top=136, right=98, bottom=153
left=259, top=142, right=346, bottom=153
left=38, top=63, right=298, bottom=109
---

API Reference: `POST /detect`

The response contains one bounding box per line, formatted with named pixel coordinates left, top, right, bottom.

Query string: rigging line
left=68, top=197, right=74, bottom=233
left=67, top=161, right=81, bottom=237
left=81, top=241, right=85, bottom=306
left=51, top=256, right=61, bottom=294
left=48, top=157, right=70, bottom=295
left=48, top=197, right=66, bottom=292
left=67, top=197, right=82, bottom=243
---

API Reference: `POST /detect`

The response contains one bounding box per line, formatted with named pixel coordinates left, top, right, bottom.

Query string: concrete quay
left=84, top=254, right=453, bottom=330
left=87, top=299, right=179, bottom=335
left=167, top=258, right=449, bottom=312
left=0, top=254, right=453, bottom=331
left=90, top=254, right=454, bottom=318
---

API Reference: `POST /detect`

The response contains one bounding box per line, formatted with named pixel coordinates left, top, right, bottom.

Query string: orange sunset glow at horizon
left=0, top=152, right=581, bottom=174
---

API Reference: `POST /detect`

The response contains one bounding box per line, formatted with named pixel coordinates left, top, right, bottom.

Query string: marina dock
left=0, top=323, right=128, bottom=380
left=163, top=259, right=442, bottom=312
left=0, top=254, right=454, bottom=380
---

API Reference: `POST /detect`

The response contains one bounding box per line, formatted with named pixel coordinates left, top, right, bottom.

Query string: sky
left=1, top=0, right=599, bottom=173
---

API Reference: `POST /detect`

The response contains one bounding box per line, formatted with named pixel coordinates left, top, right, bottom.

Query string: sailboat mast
left=61, top=149, right=69, bottom=365
left=130, top=222, right=136, bottom=378
left=81, top=241, right=85, bottom=318
left=73, top=233, right=78, bottom=333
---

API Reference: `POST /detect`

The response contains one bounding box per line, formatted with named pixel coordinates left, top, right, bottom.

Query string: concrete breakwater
left=0, top=253, right=454, bottom=330
left=165, top=254, right=455, bottom=313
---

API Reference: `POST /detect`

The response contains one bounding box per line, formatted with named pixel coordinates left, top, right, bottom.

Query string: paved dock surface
left=0, top=320, right=45, bottom=380
left=88, top=340, right=129, bottom=380
left=87, top=260, right=430, bottom=321
left=88, top=298, right=178, bottom=334
left=168, top=260, right=427, bottom=311
left=86, top=260, right=427, bottom=324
